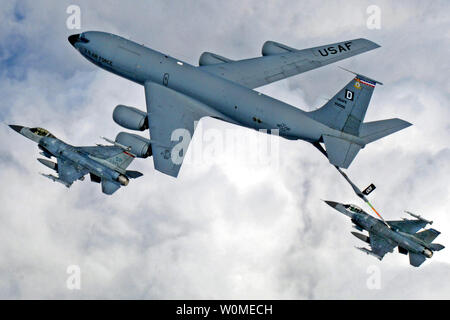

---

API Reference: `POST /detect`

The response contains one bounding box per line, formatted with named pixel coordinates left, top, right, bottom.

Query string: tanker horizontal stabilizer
left=322, top=135, right=361, bottom=169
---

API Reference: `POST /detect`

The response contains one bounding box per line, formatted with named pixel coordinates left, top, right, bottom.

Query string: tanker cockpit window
left=79, top=33, right=89, bottom=43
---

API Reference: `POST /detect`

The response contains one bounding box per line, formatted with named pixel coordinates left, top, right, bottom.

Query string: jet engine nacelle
left=199, top=52, right=234, bottom=66
left=115, top=132, right=152, bottom=158
left=113, top=105, right=148, bottom=131
left=261, top=41, right=297, bottom=56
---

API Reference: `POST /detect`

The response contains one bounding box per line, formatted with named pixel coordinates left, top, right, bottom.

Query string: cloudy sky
left=0, top=0, right=449, bottom=299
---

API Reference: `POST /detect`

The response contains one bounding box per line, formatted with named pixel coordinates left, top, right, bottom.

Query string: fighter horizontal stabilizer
left=409, top=252, right=426, bottom=267
left=414, top=228, right=441, bottom=244
left=387, top=219, right=428, bottom=234
left=126, top=170, right=143, bottom=179
left=429, top=243, right=445, bottom=251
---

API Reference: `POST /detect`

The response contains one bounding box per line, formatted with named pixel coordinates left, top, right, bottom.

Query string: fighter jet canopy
left=344, top=204, right=364, bottom=213
left=30, top=127, right=56, bottom=138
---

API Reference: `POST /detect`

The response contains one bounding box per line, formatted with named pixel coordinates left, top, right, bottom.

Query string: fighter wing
left=77, top=146, right=125, bottom=160
left=57, top=158, right=88, bottom=186
left=144, top=81, right=214, bottom=177
left=387, top=220, right=428, bottom=234
left=199, top=38, right=380, bottom=89
left=78, top=146, right=136, bottom=173
left=369, top=233, right=397, bottom=259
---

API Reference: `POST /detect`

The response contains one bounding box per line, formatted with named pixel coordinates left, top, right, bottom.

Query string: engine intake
left=115, top=132, right=152, bottom=158
left=113, top=105, right=148, bottom=131
left=199, top=52, right=234, bottom=66
left=261, top=41, right=297, bottom=56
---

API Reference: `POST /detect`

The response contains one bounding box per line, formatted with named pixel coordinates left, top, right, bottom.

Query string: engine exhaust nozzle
left=117, top=175, right=129, bottom=186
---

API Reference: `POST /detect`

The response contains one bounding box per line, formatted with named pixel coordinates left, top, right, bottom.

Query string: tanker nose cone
left=324, top=200, right=339, bottom=209
left=68, top=34, right=79, bottom=47
left=9, top=125, right=24, bottom=133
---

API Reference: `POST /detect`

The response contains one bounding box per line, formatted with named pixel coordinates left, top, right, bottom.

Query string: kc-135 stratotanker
left=324, top=200, right=444, bottom=267
left=9, top=125, right=144, bottom=195
left=68, top=32, right=411, bottom=177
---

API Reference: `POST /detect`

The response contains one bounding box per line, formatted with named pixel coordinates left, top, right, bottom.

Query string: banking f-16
left=325, top=201, right=445, bottom=267
left=68, top=32, right=411, bottom=177
left=9, top=125, right=144, bottom=195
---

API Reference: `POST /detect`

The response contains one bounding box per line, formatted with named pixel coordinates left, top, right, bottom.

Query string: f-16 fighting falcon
left=9, top=125, right=144, bottom=195
left=68, top=32, right=412, bottom=177
left=324, top=200, right=445, bottom=267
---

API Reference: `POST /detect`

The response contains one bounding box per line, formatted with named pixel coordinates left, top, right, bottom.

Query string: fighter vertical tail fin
left=409, top=252, right=426, bottom=267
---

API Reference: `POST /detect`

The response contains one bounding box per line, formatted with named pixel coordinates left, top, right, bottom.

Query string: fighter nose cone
left=324, top=200, right=339, bottom=209
left=9, top=125, right=24, bottom=133
left=68, top=34, right=79, bottom=47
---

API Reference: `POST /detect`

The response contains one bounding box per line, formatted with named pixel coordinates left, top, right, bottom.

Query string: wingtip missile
left=405, top=211, right=433, bottom=225
left=37, top=158, right=57, bottom=171
left=351, top=231, right=370, bottom=244
left=40, top=173, right=71, bottom=188
left=356, top=247, right=382, bottom=260
left=101, top=136, right=134, bottom=153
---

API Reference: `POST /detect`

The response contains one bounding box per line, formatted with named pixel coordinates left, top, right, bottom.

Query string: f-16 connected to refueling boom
left=324, top=200, right=444, bottom=267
